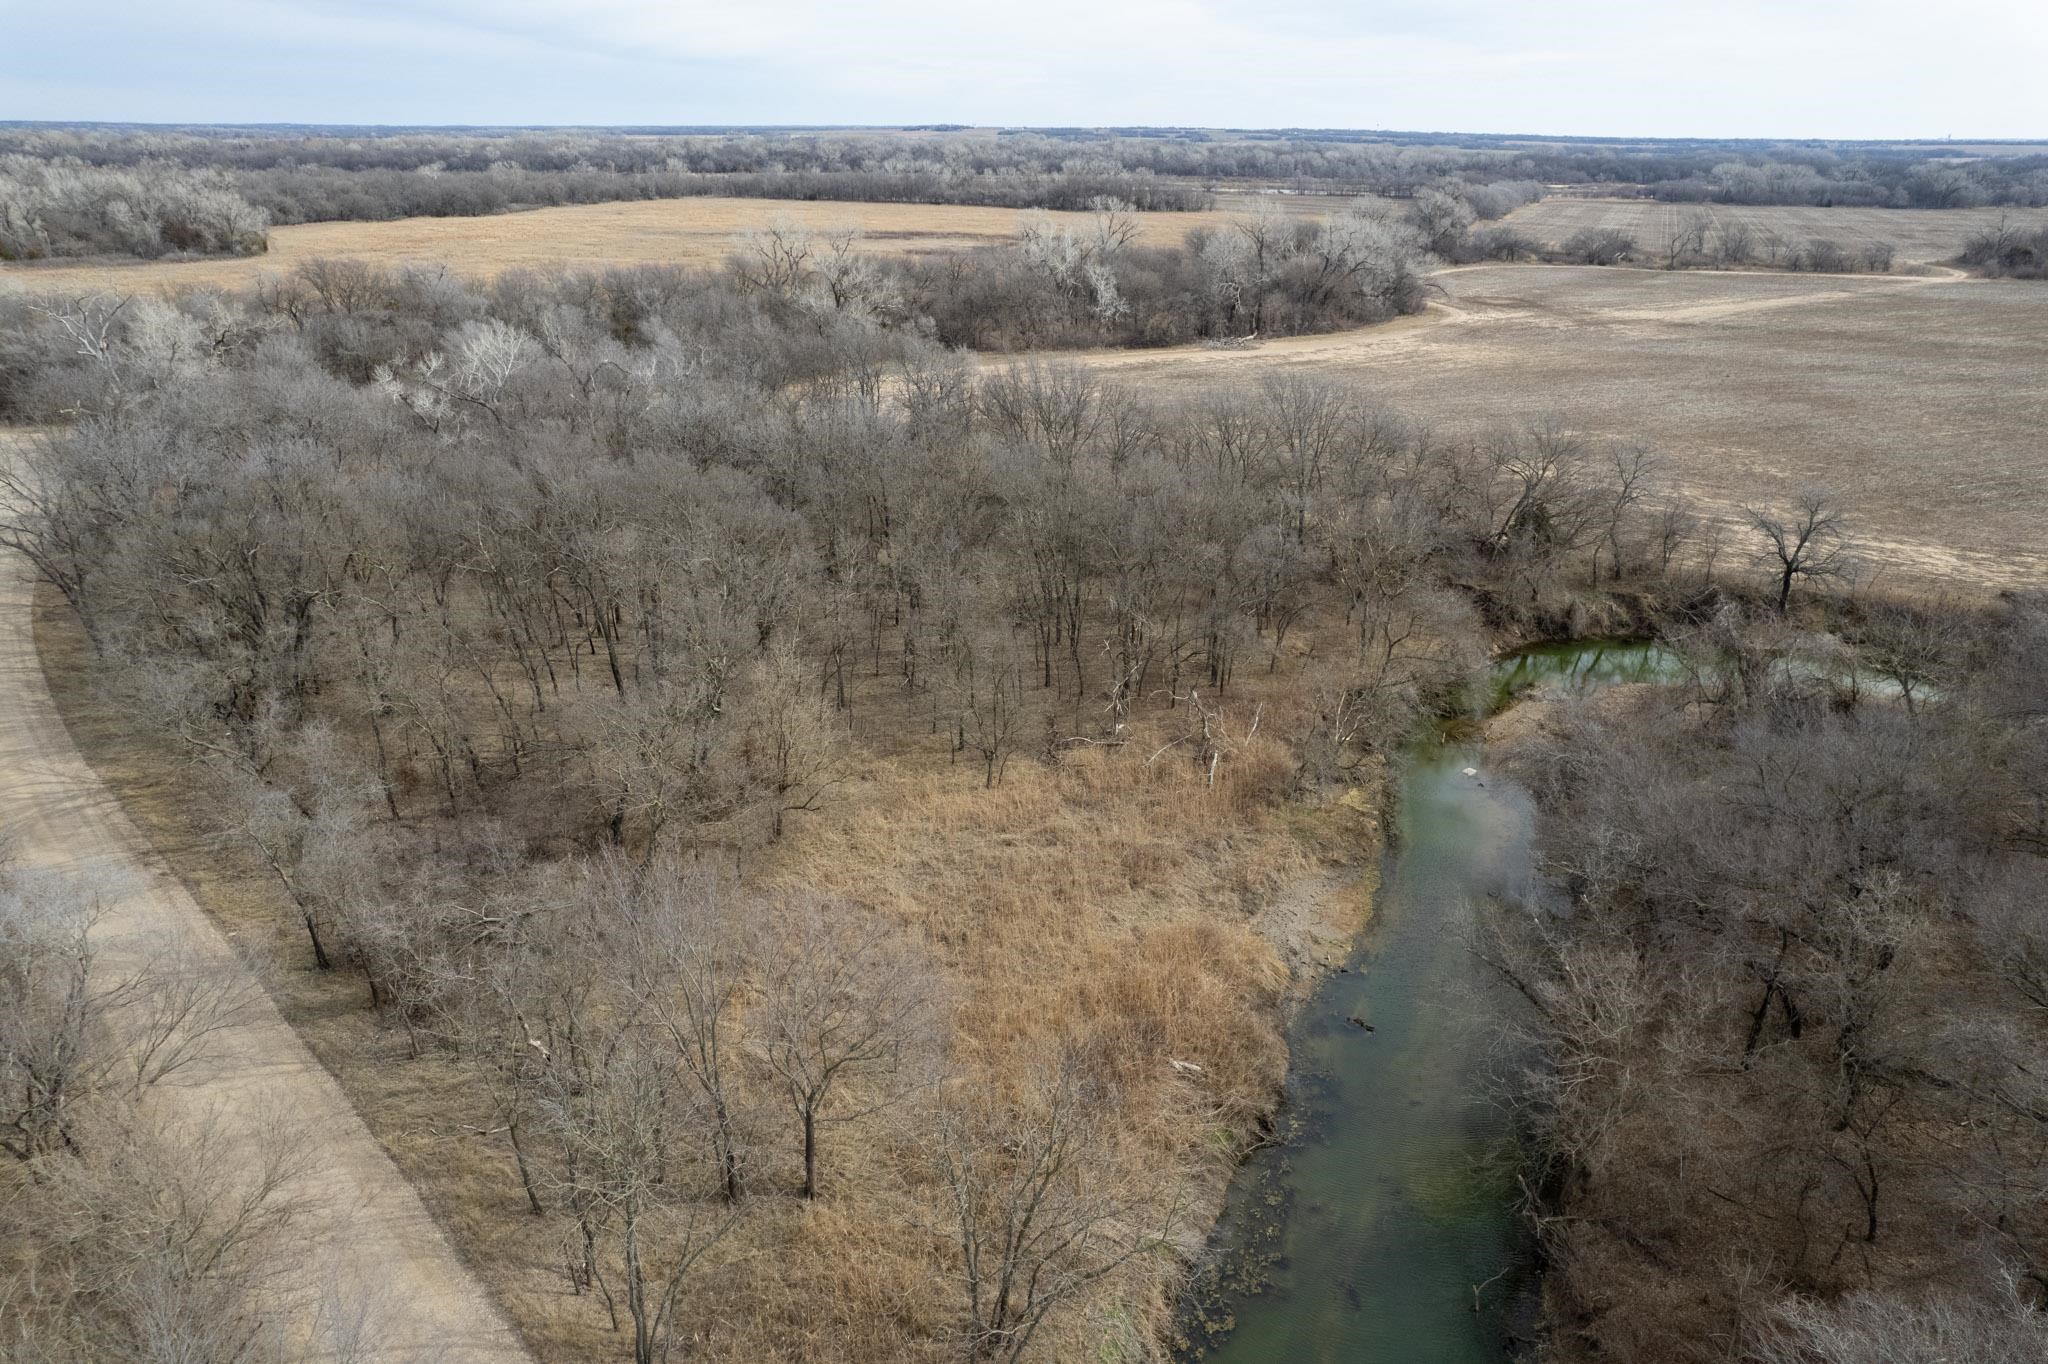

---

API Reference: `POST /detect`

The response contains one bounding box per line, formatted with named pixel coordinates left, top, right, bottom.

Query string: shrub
left=1559, top=227, right=1639, bottom=266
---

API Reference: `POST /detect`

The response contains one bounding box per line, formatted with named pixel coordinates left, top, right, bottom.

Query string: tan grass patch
left=34, top=580, right=1380, bottom=1362
left=1061, top=263, right=2048, bottom=596
left=0, top=190, right=1355, bottom=298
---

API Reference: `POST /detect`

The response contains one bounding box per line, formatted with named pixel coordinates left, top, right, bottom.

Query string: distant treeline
left=6, top=127, right=2046, bottom=262
left=893, top=201, right=1432, bottom=349
left=0, top=201, right=1432, bottom=410
left=1647, top=156, right=2048, bottom=209
left=10, top=127, right=2048, bottom=210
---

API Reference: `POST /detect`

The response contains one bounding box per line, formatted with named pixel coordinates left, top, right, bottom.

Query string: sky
left=3, top=0, right=2045, bottom=140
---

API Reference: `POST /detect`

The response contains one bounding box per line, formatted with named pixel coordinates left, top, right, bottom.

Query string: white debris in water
left=1462, top=767, right=1479, bottom=777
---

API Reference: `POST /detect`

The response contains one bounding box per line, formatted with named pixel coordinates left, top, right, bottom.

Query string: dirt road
left=0, top=438, right=530, bottom=1360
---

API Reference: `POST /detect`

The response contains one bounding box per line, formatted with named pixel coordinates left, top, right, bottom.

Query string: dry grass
left=34, top=577, right=1380, bottom=1362
left=0, top=190, right=1354, bottom=298
left=1498, top=197, right=2048, bottom=265
left=1066, top=263, right=2048, bottom=595
left=771, top=741, right=1301, bottom=1093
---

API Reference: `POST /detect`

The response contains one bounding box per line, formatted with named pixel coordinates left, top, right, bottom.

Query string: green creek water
left=1178, top=639, right=1678, bottom=1363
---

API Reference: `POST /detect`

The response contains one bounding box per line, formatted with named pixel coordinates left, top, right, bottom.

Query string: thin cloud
left=4, top=0, right=2044, bottom=137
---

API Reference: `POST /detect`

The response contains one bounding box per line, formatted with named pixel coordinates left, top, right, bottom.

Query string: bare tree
left=1, top=1100, right=314, bottom=1363
left=532, top=999, right=741, bottom=1364
left=1748, top=489, right=1852, bottom=612
left=955, top=644, right=1023, bottom=789
left=756, top=897, right=938, bottom=1200
left=1661, top=209, right=1713, bottom=270
left=1593, top=441, right=1659, bottom=582
left=1853, top=598, right=1960, bottom=713
left=1755, top=1283, right=2048, bottom=1364
left=0, top=865, right=252, bottom=1159
left=612, top=859, right=758, bottom=1204
left=1714, top=217, right=1757, bottom=267
left=207, top=727, right=381, bottom=971
left=734, top=642, right=847, bottom=841
left=1259, top=372, right=1353, bottom=544
left=1228, top=195, right=1288, bottom=335
left=934, top=1052, right=1183, bottom=1362
left=732, top=216, right=815, bottom=298
left=1409, top=187, right=1475, bottom=258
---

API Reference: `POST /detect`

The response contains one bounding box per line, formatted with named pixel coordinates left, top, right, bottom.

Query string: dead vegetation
left=1064, top=263, right=2048, bottom=595
left=0, top=224, right=1743, bottom=1357
left=1497, top=198, right=2048, bottom=267
left=30, top=579, right=1335, bottom=1363
left=0, top=193, right=1338, bottom=297
left=1488, top=593, right=2048, bottom=1362
left=5, top=181, right=2044, bottom=1362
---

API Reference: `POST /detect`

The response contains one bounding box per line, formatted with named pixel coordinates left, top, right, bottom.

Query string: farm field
left=0, top=189, right=1355, bottom=296
left=9, top=103, right=2048, bottom=1364
left=10, top=190, right=2040, bottom=595
left=1061, top=263, right=2048, bottom=593
left=1498, top=197, right=2048, bottom=263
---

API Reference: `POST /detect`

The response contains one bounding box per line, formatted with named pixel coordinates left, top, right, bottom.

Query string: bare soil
left=1058, top=263, right=2048, bottom=594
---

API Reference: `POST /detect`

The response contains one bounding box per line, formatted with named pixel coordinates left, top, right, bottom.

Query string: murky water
left=1179, top=639, right=1672, bottom=1363
left=1486, top=637, right=1683, bottom=711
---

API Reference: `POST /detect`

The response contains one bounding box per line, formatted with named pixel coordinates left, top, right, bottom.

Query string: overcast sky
left=4, top=0, right=2044, bottom=140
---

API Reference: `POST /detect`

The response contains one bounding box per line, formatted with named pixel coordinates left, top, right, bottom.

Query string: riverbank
left=1176, top=659, right=1557, bottom=1362
left=1175, top=627, right=1721, bottom=1361
left=1177, top=577, right=1981, bottom=1361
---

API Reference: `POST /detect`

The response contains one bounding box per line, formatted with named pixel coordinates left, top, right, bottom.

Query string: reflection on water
left=1179, top=639, right=1676, bottom=1364
left=1181, top=748, right=1536, bottom=1363
left=1487, top=637, right=1683, bottom=712
left=1180, top=632, right=1943, bottom=1360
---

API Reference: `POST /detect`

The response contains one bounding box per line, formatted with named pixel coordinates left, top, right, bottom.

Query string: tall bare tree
left=934, top=1052, right=1183, bottom=1362
left=756, top=897, right=938, bottom=1200
left=1748, top=489, right=1852, bottom=612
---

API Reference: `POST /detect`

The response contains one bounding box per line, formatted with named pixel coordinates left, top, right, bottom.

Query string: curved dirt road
left=0, top=446, right=530, bottom=1360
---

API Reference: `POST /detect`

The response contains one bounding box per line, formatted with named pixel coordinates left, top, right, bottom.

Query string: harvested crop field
left=1062, top=263, right=2048, bottom=593
left=1499, top=197, right=2048, bottom=264
left=9, top=194, right=2040, bottom=596
left=0, top=190, right=1354, bottom=297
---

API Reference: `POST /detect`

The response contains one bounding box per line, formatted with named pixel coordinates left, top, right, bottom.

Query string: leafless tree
left=207, top=727, right=382, bottom=971
left=531, top=991, right=741, bottom=1364
left=1714, top=217, right=1757, bottom=267
left=0, top=865, right=252, bottom=1159
left=1409, top=187, right=1475, bottom=258
left=611, top=858, right=758, bottom=1204
left=1852, top=598, right=1961, bottom=713
left=934, top=1052, right=1184, bottom=1362
left=955, top=644, right=1023, bottom=789
left=734, top=642, right=847, bottom=840
left=756, top=897, right=939, bottom=1199
left=1227, top=195, right=1289, bottom=335
left=1659, top=209, right=1713, bottom=270
left=1592, top=441, right=1659, bottom=582
left=1748, top=489, right=1852, bottom=612
left=1, top=1102, right=315, bottom=1362
left=1754, top=1282, right=2048, bottom=1364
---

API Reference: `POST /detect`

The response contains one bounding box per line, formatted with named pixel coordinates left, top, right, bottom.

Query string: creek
left=1179, top=639, right=1679, bottom=1362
